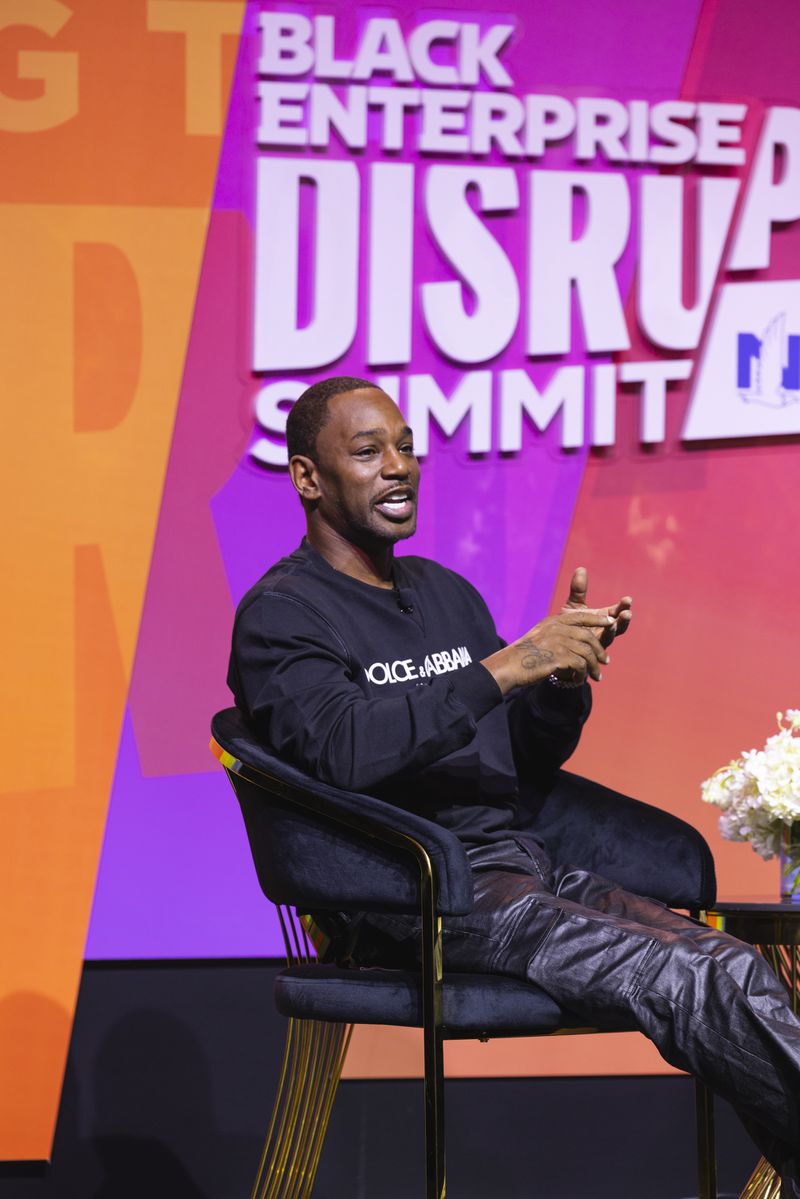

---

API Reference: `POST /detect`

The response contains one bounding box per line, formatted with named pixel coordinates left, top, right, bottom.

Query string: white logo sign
left=683, top=281, right=800, bottom=440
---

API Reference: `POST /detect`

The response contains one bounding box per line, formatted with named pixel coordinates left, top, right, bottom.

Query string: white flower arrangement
left=701, top=711, right=800, bottom=887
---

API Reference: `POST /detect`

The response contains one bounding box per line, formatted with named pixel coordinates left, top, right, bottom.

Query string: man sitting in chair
left=228, top=375, right=800, bottom=1194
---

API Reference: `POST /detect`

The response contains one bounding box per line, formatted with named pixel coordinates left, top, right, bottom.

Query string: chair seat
left=274, top=965, right=635, bottom=1035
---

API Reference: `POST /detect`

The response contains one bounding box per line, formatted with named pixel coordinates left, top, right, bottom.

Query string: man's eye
left=400, top=444, right=415, bottom=455
left=355, top=447, right=377, bottom=457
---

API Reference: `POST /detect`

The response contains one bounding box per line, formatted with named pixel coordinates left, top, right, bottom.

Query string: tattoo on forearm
left=518, top=639, right=554, bottom=670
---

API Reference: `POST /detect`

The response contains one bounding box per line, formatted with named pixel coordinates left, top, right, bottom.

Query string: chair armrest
left=527, top=770, right=716, bottom=909
left=211, top=707, right=475, bottom=916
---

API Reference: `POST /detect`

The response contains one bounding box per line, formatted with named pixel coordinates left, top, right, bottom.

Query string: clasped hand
left=482, top=567, right=632, bottom=695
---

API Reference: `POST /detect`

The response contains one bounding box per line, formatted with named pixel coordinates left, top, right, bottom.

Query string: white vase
left=779, top=822, right=800, bottom=900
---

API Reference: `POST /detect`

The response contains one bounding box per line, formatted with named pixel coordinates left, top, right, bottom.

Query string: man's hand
left=562, top=566, right=632, bottom=649
left=481, top=609, right=614, bottom=695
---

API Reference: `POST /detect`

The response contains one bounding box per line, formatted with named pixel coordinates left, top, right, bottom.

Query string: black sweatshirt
left=228, top=540, right=591, bottom=843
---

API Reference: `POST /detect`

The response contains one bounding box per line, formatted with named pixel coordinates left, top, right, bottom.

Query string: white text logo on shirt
left=365, top=646, right=472, bottom=686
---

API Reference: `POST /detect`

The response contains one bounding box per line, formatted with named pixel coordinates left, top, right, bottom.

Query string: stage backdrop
left=4, top=0, right=800, bottom=1160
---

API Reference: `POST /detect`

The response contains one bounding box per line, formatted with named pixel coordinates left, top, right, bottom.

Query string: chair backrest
left=210, top=707, right=474, bottom=917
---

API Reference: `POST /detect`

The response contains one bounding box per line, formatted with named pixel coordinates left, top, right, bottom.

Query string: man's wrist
left=547, top=671, right=585, bottom=690
left=481, top=645, right=551, bottom=694
left=538, top=674, right=592, bottom=722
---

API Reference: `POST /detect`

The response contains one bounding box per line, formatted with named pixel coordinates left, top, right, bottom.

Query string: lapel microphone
left=394, top=586, right=415, bottom=615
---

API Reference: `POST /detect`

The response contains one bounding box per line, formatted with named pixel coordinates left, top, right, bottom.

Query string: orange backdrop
left=0, top=0, right=244, bottom=1160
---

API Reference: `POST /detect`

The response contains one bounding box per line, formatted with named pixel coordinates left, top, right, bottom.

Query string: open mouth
left=373, top=489, right=416, bottom=522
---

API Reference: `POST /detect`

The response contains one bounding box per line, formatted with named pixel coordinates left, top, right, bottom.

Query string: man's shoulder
left=235, top=543, right=322, bottom=618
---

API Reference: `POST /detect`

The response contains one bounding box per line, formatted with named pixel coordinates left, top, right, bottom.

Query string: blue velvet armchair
left=210, top=705, right=718, bottom=1199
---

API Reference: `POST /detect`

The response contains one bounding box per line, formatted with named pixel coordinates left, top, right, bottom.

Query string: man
left=229, top=376, right=800, bottom=1192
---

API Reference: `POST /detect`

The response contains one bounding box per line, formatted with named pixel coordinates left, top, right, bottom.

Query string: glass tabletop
left=704, top=898, right=800, bottom=947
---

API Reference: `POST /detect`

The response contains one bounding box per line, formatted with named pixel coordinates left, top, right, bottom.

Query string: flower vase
left=779, top=822, right=800, bottom=900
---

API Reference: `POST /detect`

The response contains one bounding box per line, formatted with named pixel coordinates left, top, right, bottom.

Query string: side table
left=705, top=898, right=800, bottom=1199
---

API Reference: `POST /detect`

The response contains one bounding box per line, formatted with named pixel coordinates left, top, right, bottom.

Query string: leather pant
left=359, top=835, right=800, bottom=1189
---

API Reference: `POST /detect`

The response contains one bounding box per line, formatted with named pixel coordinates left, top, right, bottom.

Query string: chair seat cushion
left=274, top=965, right=634, bottom=1035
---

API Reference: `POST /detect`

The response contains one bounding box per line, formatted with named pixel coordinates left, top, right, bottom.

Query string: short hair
left=286, top=376, right=374, bottom=460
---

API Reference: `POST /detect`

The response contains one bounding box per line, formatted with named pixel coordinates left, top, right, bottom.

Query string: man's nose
left=382, top=447, right=410, bottom=476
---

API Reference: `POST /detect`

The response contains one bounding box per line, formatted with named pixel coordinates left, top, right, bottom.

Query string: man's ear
left=289, top=454, right=320, bottom=502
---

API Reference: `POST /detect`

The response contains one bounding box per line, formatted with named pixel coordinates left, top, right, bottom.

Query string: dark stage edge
left=1, top=959, right=760, bottom=1199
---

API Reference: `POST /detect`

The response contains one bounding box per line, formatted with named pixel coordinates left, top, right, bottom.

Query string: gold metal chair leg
left=251, top=1017, right=352, bottom=1199
left=419, top=863, right=445, bottom=1199
left=285, top=1020, right=346, bottom=1199
left=264, top=1018, right=312, bottom=1199
left=739, top=1157, right=781, bottom=1199
left=423, top=1012, right=445, bottom=1199
left=695, top=1078, right=717, bottom=1199
left=302, top=1024, right=353, bottom=1195
left=251, top=1016, right=297, bottom=1199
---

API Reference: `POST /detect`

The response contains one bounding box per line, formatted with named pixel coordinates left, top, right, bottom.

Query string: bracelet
left=547, top=671, right=584, bottom=690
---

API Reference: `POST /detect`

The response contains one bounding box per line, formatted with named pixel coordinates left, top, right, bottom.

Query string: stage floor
left=1, top=960, right=759, bottom=1199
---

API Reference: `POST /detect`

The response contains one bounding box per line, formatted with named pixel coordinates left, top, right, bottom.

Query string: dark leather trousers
left=361, top=835, right=800, bottom=1188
